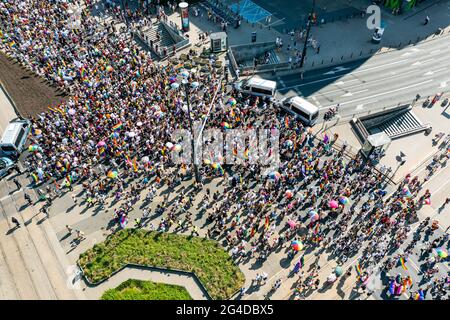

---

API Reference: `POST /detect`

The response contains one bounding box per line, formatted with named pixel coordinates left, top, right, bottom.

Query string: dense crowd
left=0, top=0, right=448, bottom=300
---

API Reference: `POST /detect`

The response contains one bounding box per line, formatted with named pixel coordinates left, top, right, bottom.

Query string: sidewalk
left=167, top=0, right=450, bottom=75
left=83, top=265, right=209, bottom=300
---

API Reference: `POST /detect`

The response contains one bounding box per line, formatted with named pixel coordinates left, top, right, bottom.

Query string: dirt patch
left=0, top=52, right=68, bottom=118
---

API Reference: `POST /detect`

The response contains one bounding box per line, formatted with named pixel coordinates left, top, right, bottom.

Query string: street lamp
left=299, top=0, right=316, bottom=69
left=171, top=72, right=201, bottom=184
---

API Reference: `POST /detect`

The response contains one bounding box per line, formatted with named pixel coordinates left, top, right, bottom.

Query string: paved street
left=0, top=0, right=448, bottom=302
left=271, top=32, right=450, bottom=120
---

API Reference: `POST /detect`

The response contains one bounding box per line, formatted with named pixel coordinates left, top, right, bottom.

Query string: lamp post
left=172, top=72, right=201, bottom=184
left=182, top=79, right=201, bottom=184
left=299, top=0, right=316, bottom=69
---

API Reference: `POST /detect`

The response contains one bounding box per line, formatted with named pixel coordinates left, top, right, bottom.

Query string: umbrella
left=339, top=196, right=349, bottom=204
left=227, top=97, right=237, bottom=106
left=107, top=170, right=118, bottom=179
left=291, top=240, right=304, bottom=251
left=128, top=132, right=136, bottom=138
left=169, top=76, right=177, bottom=83
left=165, top=142, right=174, bottom=150
left=141, top=156, right=150, bottom=163
left=28, top=145, right=39, bottom=152
left=97, top=141, right=106, bottom=147
left=180, top=69, right=190, bottom=78
left=123, top=47, right=130, bottom=53
left=329, top=200, right=339, bottom=209
left=285, top=190, right=294, bottom=199
left=435, top=248, right=448, bottom=259
left=310, top=212, right=319, bottom=222
left=137, top=121, right=143, bottom=127
left=268, top=171, right=281, bottom=180
left=68, top=108, right=76, bottom=116
left=424, top=198, right=431, bottom=205
left=34, top=129, right=42, bottom=136
left=191, top=81, right=199, bottom=89
left=287, top=220, right=296, bottom=229
left=221, top=122, right=232, bottom=129
left=155, top=111, right=165, bottom=118
left=174, top=144, right=182, bottom=152
left=335, top=266, right=343, bottom=276
left=170, top=82, right=180, bottom=89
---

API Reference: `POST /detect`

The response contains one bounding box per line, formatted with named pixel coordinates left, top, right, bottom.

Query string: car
left=0, top=157, right=14, bottom=179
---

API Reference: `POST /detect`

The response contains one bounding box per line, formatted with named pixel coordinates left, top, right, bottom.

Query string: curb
left=78, top=262, right=213, bottom=300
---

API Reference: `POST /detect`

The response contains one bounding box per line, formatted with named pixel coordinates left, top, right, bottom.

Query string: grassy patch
left=78, top=229, right=245, bottom=300
left=101, top=279, right=192, bottom=300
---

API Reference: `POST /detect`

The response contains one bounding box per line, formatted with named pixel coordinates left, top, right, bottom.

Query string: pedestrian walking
left=66, top=225, right=73, bottom=234
left=11, top=217, right=20, bottom=228
left=13, top=178, right=21, bottom=190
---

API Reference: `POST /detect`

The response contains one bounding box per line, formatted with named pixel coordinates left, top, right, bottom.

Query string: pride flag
left=399, top=257, right=408, bottom=271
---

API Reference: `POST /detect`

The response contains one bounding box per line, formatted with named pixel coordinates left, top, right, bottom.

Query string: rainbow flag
left=264, top=216, right=269, bottom=230
left=112, top=122, right=123, bottom=131
left=250, top=226, right=256, bottom=237
left=399, top=257, right=408, bottom=271
left=355, top=263, right=362, bottom=277
left=285, top=116, right=289, bottom=128
left=31, top=173, right=39, bottom=182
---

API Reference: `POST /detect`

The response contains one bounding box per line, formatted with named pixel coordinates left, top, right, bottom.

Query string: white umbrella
left=141, top=156, right=150, bottom=163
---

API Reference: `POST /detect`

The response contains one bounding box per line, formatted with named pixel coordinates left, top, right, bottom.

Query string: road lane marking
left=325, top=79, right=433, bottom=107
left=424, top=67, right=447, bottom=76
left=280, top=60, right=410, bottom=91
left=341, top=89, right=369, bottom=98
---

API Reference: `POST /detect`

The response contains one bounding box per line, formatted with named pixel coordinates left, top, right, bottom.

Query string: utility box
left=210, top=32, right=228, bottom=53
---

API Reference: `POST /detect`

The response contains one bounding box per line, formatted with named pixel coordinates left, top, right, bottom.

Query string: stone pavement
left=97, top=0, right=450, bottom=75
left=84, top=265, right=209, bottom=300
left=179, top=0, right=450, bottom=74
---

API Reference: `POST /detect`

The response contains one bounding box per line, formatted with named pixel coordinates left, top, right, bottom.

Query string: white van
left=279, top=96, right=319, bottom=126
left=234, top=77, right=277, bottom=99
left=0, top=118, right=31, bottom=158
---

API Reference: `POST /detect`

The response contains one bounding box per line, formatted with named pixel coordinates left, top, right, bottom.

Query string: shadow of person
left=6, top=225, right=19, bottom=235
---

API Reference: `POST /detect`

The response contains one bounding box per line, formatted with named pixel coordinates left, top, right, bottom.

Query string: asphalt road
left=270, top=34, right=450, bottom=121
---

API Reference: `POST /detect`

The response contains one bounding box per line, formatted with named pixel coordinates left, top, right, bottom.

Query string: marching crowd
left=0, top=0, right=448, bottom=300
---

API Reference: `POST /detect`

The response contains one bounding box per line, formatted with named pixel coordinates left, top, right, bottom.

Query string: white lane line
left=341, top=89, right=369, bottom=98
left=325, top=79, right=433, bottom=107
left=280, top=60, right=410, bottom=91
left=424, top=68, right=447, bottom=76
left=318, top=69, right=419, bottom=95
left=352, top=59, right=410, bottom=75
left=430, top=50, right=441, bottom=54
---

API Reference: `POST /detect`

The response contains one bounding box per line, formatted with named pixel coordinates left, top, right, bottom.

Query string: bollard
left=350, top=53, right=353, bottom=58
left=398, top=42, right=401, bottom=47
left=360, top=50, right=363, bottom=56
left=321, top=59, right=324, bottom=64
left=408, top=39, right=411, bottom=45
left=331, top=57, right=333, bottom=63
left=341, top=55, right=343, bottom=60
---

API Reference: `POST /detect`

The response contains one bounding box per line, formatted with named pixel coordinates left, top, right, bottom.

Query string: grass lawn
left=78, top=229, right=245, bottom=300
left=101, top=279, right=192, bottom=300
